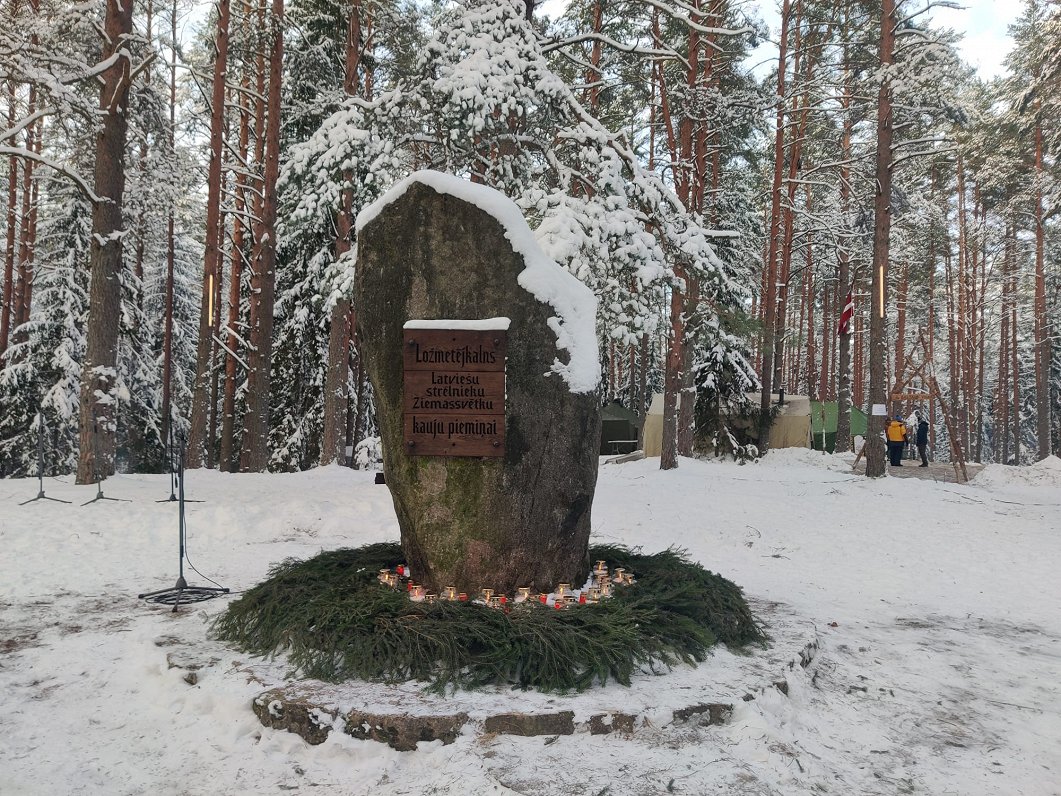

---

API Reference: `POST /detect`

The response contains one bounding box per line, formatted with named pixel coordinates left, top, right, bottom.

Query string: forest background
left=0, top=0, right=1057, bottom=481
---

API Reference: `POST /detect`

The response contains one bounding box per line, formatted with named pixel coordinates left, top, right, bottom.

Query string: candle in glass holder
left=481, top=588, right=494, bottom=603
left=595, top=560, right=607, bottom=572
left=578, top=592, right=587, bottom=604
left=622, top=573, right=634, bottom=585
left=396, top=565, right=405, bottom=577
left=588, top=587, right=601, bottom=600
left=379, top=568, right=390, bottom=583
left=554, top=598, right=565, bottom=610
left=498, top=594, right=508, bottom=605
left=445, top=585, right=457, bottom=601
left=411, top=585, right=426, bottom=601
left=516, top=587, right=531, bottom=603
left=458, top=592, right=468, bottom=602
left=425, top=593, right=437, bottom=603
left=613, top=568, right=626, bottom=583
left=557, top=583, right=570, bottom=597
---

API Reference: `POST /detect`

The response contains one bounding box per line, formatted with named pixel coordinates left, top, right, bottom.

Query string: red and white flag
left=837, top=290, right=854, bottom=336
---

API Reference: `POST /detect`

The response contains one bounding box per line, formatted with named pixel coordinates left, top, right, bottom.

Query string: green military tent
left=600, top=401, right=641, bottom=455
left=809, top=401, right=867, bottom=453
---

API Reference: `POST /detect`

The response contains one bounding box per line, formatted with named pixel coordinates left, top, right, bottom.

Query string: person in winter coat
left=886, top=415, right=908, bottom=467
left=914, top=410, right=930, bottom=467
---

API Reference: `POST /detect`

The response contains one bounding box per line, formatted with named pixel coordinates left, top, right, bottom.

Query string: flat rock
left=482, top=711, right=575, bottom=736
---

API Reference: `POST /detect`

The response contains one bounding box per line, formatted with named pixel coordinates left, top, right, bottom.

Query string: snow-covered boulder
left=354, top=172, right=601, bottom=594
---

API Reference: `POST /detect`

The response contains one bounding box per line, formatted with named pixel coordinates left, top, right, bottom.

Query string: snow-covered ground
left=1, top=454, right=1059, bottom=795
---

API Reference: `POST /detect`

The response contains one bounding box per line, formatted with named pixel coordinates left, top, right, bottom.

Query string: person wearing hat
left=886, top=414, right=908, bottom=467
left=914, top=410, right=930, bottom=467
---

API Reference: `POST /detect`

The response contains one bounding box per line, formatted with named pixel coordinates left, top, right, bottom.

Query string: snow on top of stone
left=357, top=170, right=601, bottom=393
left=403, top=318, right=511, bottom=331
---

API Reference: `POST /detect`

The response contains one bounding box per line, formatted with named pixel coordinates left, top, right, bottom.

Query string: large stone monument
left=354, top=171, right=601, bottom=594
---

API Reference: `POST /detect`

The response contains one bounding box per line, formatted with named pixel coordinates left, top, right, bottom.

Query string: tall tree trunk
left=997, top=223, right=1012, bottom=464
left=1033, top=115, right=1051, bottom=459
left=220, top=71, right=250, bottom=471
left=239, top=0, right=283, bottom=472
left=893, top=260, right=907, bottom=382
left=14, top=86, right=37, bottom=332
left=834, top=29, right=854, bottom=452
left=864, top=0, right=895, bottom=478
left=975, top=198, right=987, bottom=463
left=1, top=78, right=19, bottom=360
left=185, top=0, right=230, bottom=468
left=955, top=158, right=970, bottom=454
left=677, top=276, right=698, bottom=456
left=76, top=0, right=134, bottom=485
left=772, top=4, right=810, bottom=392
left=1010, top=242, right=1020, bottom=462
left=160, top=0, right=178, bottom=447
left=759, top=0, right=793, bottom=445
left=804, top=224, right=815, bottom=399
left=661, top=270, right=683, bottom=470
left=320, top=0, right=362, bottom=467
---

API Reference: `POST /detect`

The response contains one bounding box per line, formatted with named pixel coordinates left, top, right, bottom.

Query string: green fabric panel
left=809, top=402, right=867, bottom=442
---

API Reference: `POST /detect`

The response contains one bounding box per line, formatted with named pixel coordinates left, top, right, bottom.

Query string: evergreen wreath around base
left=212, top=542, right=765, bottom=693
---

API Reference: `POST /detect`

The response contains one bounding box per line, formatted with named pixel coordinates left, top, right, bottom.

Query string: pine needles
left=212, top=542, right=765, bottom=693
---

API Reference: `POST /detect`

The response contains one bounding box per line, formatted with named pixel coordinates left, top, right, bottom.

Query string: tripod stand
left=138, top=439, right=228, bottom=612
left=19, top=416, right=71, bottom=505
left=80, top=409, right=129, bottom=506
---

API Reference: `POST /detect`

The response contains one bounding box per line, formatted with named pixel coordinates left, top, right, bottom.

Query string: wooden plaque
left=403, top=328, right=506, bottom=457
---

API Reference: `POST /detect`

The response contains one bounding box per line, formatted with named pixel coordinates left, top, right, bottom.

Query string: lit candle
left=379, top=568, right=390, bottom=582
left=445, top=586, right=457, bottom=601
left=558, top=583, right=570, bottom=597
left=425, top=593, right=437, bottom=603
left=482, top=588, right=494, bottom=602
left=411, top=585, right=426, bottom=601
left=516, top=587, right=531, bottom=603
left=595, top=560, right=606, bottom=571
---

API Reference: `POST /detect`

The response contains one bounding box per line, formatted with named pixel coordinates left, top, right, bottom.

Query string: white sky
left=929, top=0, right=1023, bottom=78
